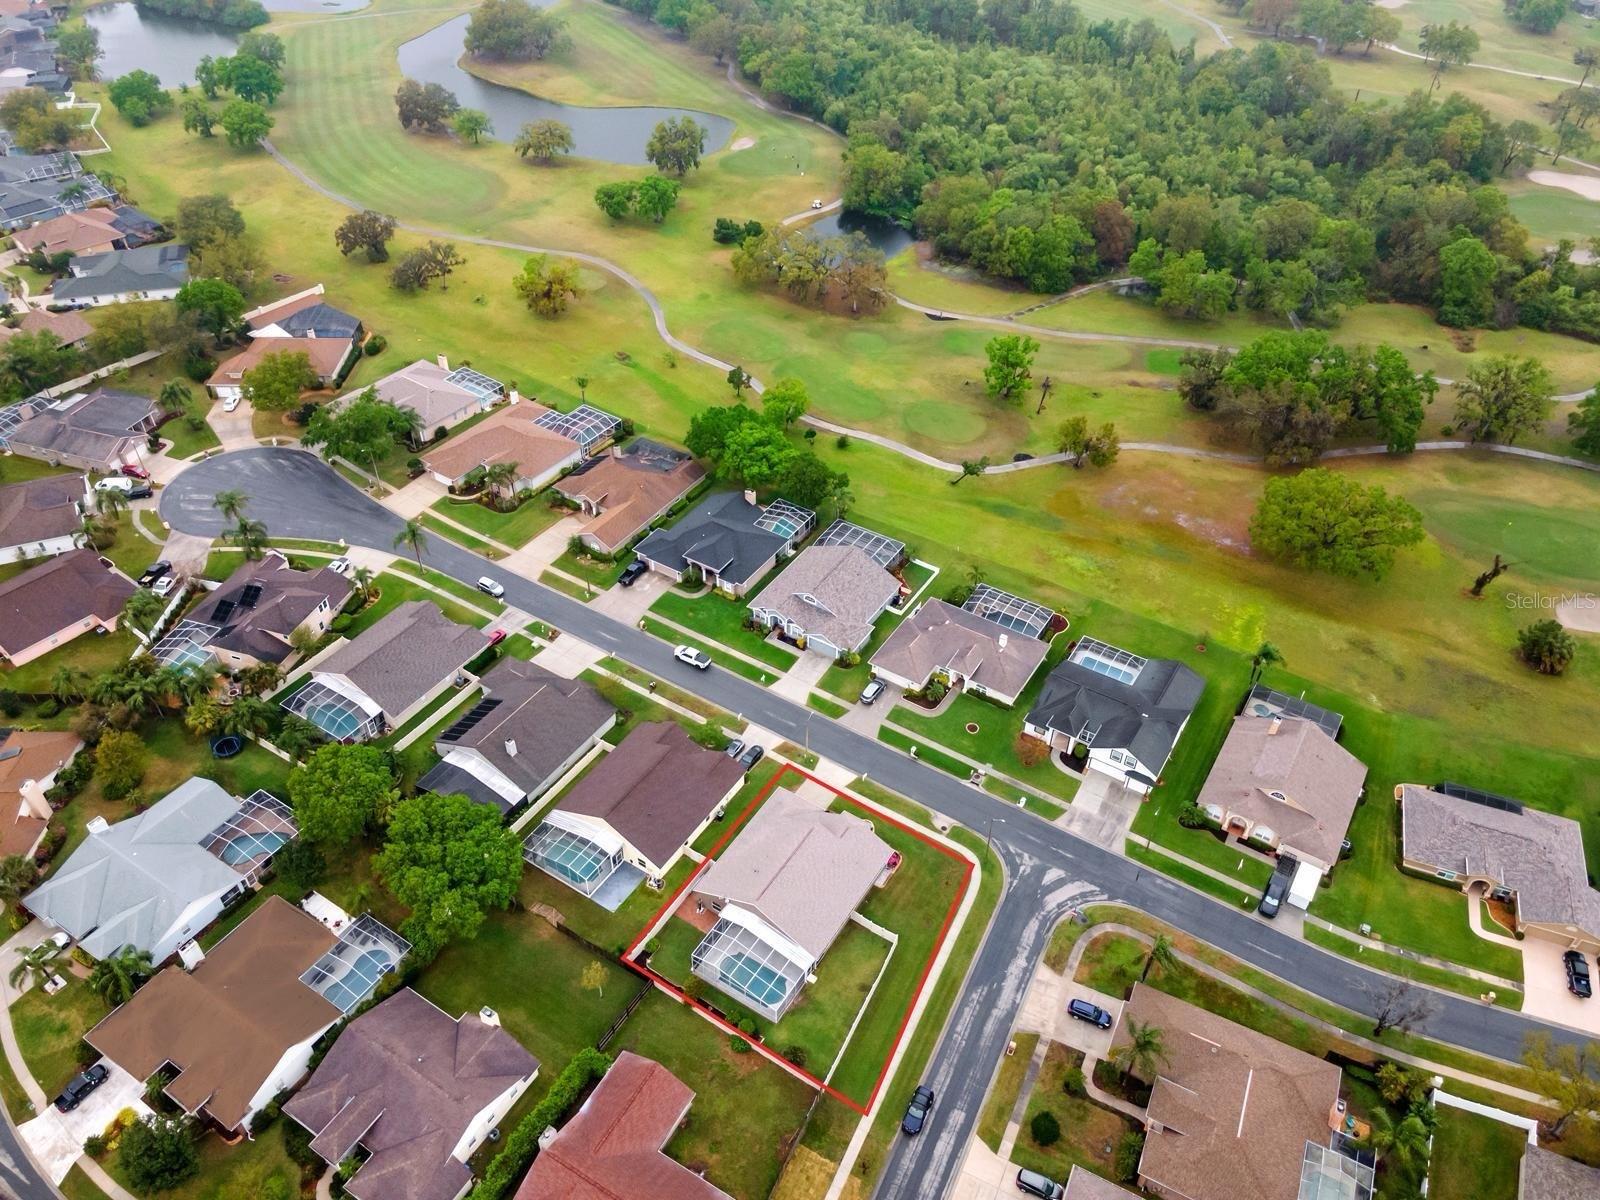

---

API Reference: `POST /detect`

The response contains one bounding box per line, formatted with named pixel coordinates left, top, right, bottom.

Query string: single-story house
left=1197, top=715, right=1367, bottom=904
left=285, top=988, right=539, bottom=1200
left=244, top=287, right=363, bottom=342
left=554, top=438, right=705, bottom=555
left=689, top=791, right=891, bottom=1021
left=152, top=551, right=352, bottom=672
left=3, top=387, right=161, bottom=472
left=344, top=357, right=504, bottom=439
left=86, top=896, right=405, bottom=1134
left=419, top=401, right=582, bottom=497
left=418, top=657, right=615, bottom=815
left=514, top=1051, right=734, bottom=1200
left=1022, top=636, right=1204, bottom=795
left=10, top=204, right=161, bottom=258
left=50, top=243, right=189, bottom=308
left=1113, top=983, right=1364, bottom=1200
left=0, top=727, right=80, bottom=857
left=1521, top=1146, right=1600, bottom=1200
left=24, top=779, right=299, bottom=961
left=1399, top=782, right=1600, bottom=955
left=749, top=543, right=901, bottom=659
left=524, top=721, right=744, bottom=904
left=0, top=172, right=116, bottom=232
left=206, top=335, right=357, bottom=402
left=634, top=491, right=815, bottom=597
left=0, top=306, right=95, bottom=347
left=0, top=470, right=86, bottom=563
left=282, top=600, right=488, bottom=743
left=870, top=598, right=1050, bottom=706
left=0, top=547, right=134, bottom=667
left=1063, top=1167, right=1137, bottom=1200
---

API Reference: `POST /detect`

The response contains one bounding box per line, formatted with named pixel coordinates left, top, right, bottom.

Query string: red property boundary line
left=620, top=762, right=973, bottom=1115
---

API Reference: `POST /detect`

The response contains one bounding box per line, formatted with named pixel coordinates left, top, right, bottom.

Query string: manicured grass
left=554, top=544, right=632, bottom=590
left=983, top=775, right=1067, bottom=820
left=1124, top=841, right=1260, bottom=909
left=419, top=512, right=499, bottom=557
left=381, top=677, right=480, bottom=751
left=1011, top=1042, right=1139, bottom=1186
left=595, top=656, right=745, bottom=731
left=606, top=990, right=816, bottom=1200
left=389, top=558, right=506, bottom=613
left=650, top=588, right=800, bottom=670
left=1, top=626, right=141, bottom=694
left=977, top=1030, right=1039, bottom=1151
left=807, top=692, right=848, bottom=719
left=160, top=414, right=221, bottom=459
left=640, top=616, right=781, bottom=684
left=96, top=512, right=162, bottom=581
left=340, top=572, right=491, bottom=634
left=539, top=568, right=591, bottom=600
left=1428, top=1105, right=1525, bottom=1200
left=101, top=1119, right=303, bottom=1200
left=1413, top=487, right=1600, bottom=586
left=11, top=976, right=111, bottom=1097
left=878, top=724, right=971, bottom=779
left=59, top=1166, right=107, bottom=1200
left=1304, top=924, right=1522, bottom=1008
left=430, top=494, right=569, bottom=547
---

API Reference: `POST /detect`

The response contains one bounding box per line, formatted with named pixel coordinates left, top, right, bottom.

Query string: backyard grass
left=977, top=1030, right=1039, bottom=1151
left=1304, top=925, right=1522, bottom=1007
left=640, top=616, right=781, bottom=684
left=650, top=588, right=800, bottom=670
left=430, top=493, right=568, bottom=547
left=11, top=976, right=109, bottom=1097
left=1011, top=1042, right=1140, bottom=1186
left=1428, top=1105, right=1525, bottom=1200
left=0, top=626, right=141, bottom=694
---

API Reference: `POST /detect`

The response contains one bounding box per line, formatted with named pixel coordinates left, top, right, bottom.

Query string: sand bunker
left=1528, top=170, right=1600, bottom=202
left=729, top=136, right=756, bottom=151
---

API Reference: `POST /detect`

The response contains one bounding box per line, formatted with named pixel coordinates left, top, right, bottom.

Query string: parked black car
left=126, top=484, right=153, bottom=500
left=738, top=743, right=765, bottom=771
left=137, top=560, right=171, bottom=587
left=53, top=1063, right=108, bottom=1113
left=901, top=1084, right=935, bottom=1135
left=619, top=560, right=648, bottom=587
left=1259, top=856, right=1296, bottom=918
left=1565, top=950, right=1593, bottom=999
left=1067, top=997, right=1113, bottom=1029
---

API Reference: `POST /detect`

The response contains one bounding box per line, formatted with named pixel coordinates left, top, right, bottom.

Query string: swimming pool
left=216, top=830, right=290, bottom=865
left=720, top=953, right=791, bottom=1009
left=315, top=949, right=397, bottom=1013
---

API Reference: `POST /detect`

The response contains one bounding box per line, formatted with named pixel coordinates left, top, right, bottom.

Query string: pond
left=802, top=208, right=915, bottom=259
left=397, top=14, right=734, bottom=166
left=85, top=2, right=237, bottom=86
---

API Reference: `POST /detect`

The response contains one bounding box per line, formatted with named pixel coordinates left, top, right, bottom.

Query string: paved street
left=161, top=448, right=1590, bottom=1200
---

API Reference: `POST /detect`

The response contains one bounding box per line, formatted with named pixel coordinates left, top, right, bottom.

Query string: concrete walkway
left=1080, top=1053, right=1147, bottom=1121
left=1467, top=892, right=1526, bottom=951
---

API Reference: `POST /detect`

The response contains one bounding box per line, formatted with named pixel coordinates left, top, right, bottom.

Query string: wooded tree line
left=607, top=0, right=1600, bottom=339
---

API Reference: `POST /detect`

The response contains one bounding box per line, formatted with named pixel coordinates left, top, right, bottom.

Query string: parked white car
left=328, top=557, right=352, bottom=575
left=222, top=394, right=241, bottom=413
left=476, top=576, right=506, bottom=598
left=674, top=644, right=712, bottom=670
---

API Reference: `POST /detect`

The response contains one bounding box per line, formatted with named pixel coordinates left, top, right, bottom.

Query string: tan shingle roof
left=751, top=544, right=900, bottom=652
left=557, top=448, right=704, bottom=553
left=419, top=402, right=576, bottom=483
left=0, top=548, right=133, bottom=657
left=1521, top=1144, right=1599, bottom=1200
left=871, top=599, right=1048, bottom=698
left=208, top=336, right=353, bottom=388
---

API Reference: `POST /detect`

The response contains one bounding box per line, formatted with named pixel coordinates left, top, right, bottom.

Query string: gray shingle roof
left=634, top=491, right=790, bottom=589
left=315, top=600, right=488, bottom=719
left=1521, top=1145, right=1599, bottom=1200
left=52, top=244, right=189, bottom=301
left=1026, top=642, right=1204, bottom=771
left=0, top=471, right=83, bottom=547
left=1399, top=784, right=1600, bottom=934
left=267, top=302, right=362, bottom=340
left=192, top=552, right=352, bottom=664
left=7, top=387, right=159, bottom=465
left=24, top=777, right=249, bottom=958
left=0, top=547, right=134, bottom=658
left=750, top=544, right=900, bottom=652
left=871, top=599, right=1049, bottom=698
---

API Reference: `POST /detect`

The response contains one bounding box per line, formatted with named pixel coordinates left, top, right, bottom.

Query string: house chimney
left=743, top=489, right=757, bottom=506
left=1268, top=717, right=1282, bottom=735
left=998, top=633, right=1008, bottom=652
left=508, top=387, right=521, bottom=405
left=504, top=738, right=517, bottom=757
left=478, top=1006, right=500, bottom=1027
left=436, top=354, right=450, bottom=371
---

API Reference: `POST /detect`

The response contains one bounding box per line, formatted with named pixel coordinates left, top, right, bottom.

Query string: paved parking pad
left=19, top=1062, right=148, bottom=1183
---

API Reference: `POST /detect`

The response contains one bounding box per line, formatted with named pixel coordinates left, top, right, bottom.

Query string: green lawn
left=1428, top=1106, right=1525, bottom=1200
left=161, top=414, right=221, bottom=459
left=977, top=1030, right=1039, bottom=1151
left=339, top=572, right=491, bottom=635
left=553, top=545, right=631, bottom=589
left=419, top=512, right=499, bottom=557
left=388, top=558, right=506, bottom=613
left=1011, top=1042, right=1139, bottom=1187
left=879, top=725, right=972, bottom=779
left=887, top=683, right=1082, bottom=803
left=11, top=976, right=111, bottom=1096
left=1124, top=841, right=1260, bottom=909
left=594, top=656, right=744, bottom=731
left=1, top=626, right=141, bottom=694
left=101, top=1120, right=303, bottom=1200
left=431, top=494, right=569, bottom=547
left=650, top=588, right=800, bottom=670
left=807, top=692, right=848, bottom=719
left=96, top=512, right=162, bottom=581
left=640, top=617, right=782, bottom=684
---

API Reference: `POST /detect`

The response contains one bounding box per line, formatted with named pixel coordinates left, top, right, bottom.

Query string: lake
left=803, top=209, right=914, bottom=259
left=397, top=14, right=734, bottom=166
left=85, top=2, right=236, bottom=86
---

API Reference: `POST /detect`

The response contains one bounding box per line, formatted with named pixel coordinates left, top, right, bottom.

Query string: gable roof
left=556, top=440, right=705, bottom=553
left=284, top=989, right=539, bottom=1200
left=7, top=387, right=159, bottom=464
left=314, top=601, right=488, bottom=718
left=515, top=1051, right=732, bottom=1200
left=871, top=598, right=1049, bottom=698
left=190, top=551, right=352, bottom=664
left=247, top=294, right=362, bottom=341
left=1026, top=640, right=1204, bottom=772
left=9, top=306, right=93, bottom=346
left=751, top=544, right=900, bottom=651
left=693, top=791, right=889, bottom=959
left=634, top=491, right=798, bottom=588
left=52, top=243, right=189, bottom=301
left=559, top=722, right=743, bottom=868
left=23, top=776, right=251, bottom=958
left=350, top=360, right=503, bottom=431
left=1063, top=1167, right=1137, bottom=1200
left=9, top=205, right=129, bottom=256
left=1196, top=716, right=1367, bottom=868
left=0, top=547, right=134, bottom=657
left=0, top=728, right=80, bottom=799
left=418, top=401, right=578, bottom=483
left=0, top=470, right=83, bottom=547
left=208, top=336, right=354, bottom=389
left=418, top=657, right=613, bottom=812
left=86, top=896, right=341, bottom=1131
left=1399, top=783, right=1600, bottom=934
left=1118, top=984, right=1342, bottom=1200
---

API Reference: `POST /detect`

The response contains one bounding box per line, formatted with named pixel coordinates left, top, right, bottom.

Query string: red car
left=120, top=463, right=151, bottom=480
left=487, top=629, right=508, bottom=646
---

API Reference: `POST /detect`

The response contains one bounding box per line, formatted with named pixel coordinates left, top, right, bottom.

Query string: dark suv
left=54, top=1063, right=108, bottom=1112
left=1565, top=950, right=1593, bottom=999
left=1259, top=856, right=1297, bottom=918
left=1067, top=997, right=1113, bottom=1029
left=901, top=1084, right=935, bottom=1135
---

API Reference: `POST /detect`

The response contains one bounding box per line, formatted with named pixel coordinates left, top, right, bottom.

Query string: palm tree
left=229, top=517, right=269, bottom=560
left=8, top=941, right=60, bottom=991
left=222, top=696, right=273, bottom=739
left=237, top=662, right=282, bottom=696
left=87, top=945, right=155, bottom=1005
left=1249, top=640, right=1283, bottom=686
left=483, top=460, right=519, bottom=503
left=351, top=565, right=375, bottom=602
left=95, top=486, right=130, bottom=523
left=1363, top=1107, right=1431, bottom=1172
left=1141, top=934, right=1177, bottom=982
left=0, top=854, right=38, bottom=905
left=49, top=664, right=86, bottom=702
left=1110, top=1018, right=1169, bottom=1082
left=87, top=670, right=127, bottom=706
left=150, top=664, right=191, bottom=709
left=393, top=518, right=427, bottom=566
left=175, top=662, right=220, bottom=706
left=158, top=379, right=192, bottom=415
left=395, top=406, right=424, bottom=451
left=212, top=489, right=248, bottom=524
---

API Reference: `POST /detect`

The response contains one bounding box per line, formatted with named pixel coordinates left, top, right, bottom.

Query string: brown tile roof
left=208, top=336, right=354, bottom=388
left=559, top=723, right=743, bottom=869
left=0, top=472, right=84, bottom=547
left=0, top=549, right=134, bottom=659
left=870, top=599, right=1048, bottom=699
left=0, top=729, right=80, bottom=801
left=284, top=989, right=539, bottom=1200
left=0, top=307, right=96, bottom=347
left=1116, top=984, right=1341, bottom=1200
left=1399, top=784, right=1600, bottom=934
left=0, top=812, right=46, bottom=857
left=1195, top=716, right=1367, bottom=869
left=419, top=403, right=577, bottom=484
left=556, top=444, right=704, bottom=553
left=86, top=896, right=341, bottom=1131
left=515, top=1051, right=732, bottom=1200
left=10, top=208, right=123, bottom=257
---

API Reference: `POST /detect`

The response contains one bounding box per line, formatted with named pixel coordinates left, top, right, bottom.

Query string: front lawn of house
left=99, top=1117, right=303, bottom=1200
left=338, top=571, right=491, bottom=635
left=1010, top=1042, right=1140, bottom=1188
left=388, top=559, right=505, bottom=614
left=161, top=414, right=221, bottom=460
left=430, top=493, right=569, bottom=548
left=650, top=588, right=799, bottom=671
left=640, top=617, right=782, bottom=685
left=10, top=976, right=110, bottom=1097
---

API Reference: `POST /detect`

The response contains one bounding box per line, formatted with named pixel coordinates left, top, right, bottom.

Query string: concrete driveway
left=590, top=568, right=670, bottom=624
left=19, top=1062, right=148, bottom=1183
left=1520, top=940, right=1600, bottom=1035
left=1056, top=772, right=1139, bottom=849
left=1015, top=959, right=1124, bottom=1059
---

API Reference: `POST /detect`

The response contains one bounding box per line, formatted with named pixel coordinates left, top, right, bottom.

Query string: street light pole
left=986, top=814, right=1005, bottom=855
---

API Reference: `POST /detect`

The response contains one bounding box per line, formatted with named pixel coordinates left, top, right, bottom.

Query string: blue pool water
left=319, top=949, right=396, bottom=1012
left=721, top=953, right=790, bottom=1008
left=217, top=830, right=290, bottom=865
